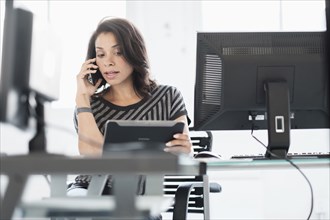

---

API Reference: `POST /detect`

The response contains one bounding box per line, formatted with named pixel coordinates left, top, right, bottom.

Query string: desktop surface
left=202, top=157, right=330, bottom=171
left=231, top=152, right=330, bottom=160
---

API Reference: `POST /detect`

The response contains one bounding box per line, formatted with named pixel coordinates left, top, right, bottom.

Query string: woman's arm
left=75, top=58, right=103, bottom=156
left=76, top=95, right=103, bottom=156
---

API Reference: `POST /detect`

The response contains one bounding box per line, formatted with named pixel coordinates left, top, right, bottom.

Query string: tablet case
left=103, top=120, right=185, bottom=152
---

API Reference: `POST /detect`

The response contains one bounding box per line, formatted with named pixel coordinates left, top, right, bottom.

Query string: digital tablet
left=103, top=120, right=185, bottom=153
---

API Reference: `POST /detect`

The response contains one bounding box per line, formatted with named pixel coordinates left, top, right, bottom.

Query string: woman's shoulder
left=149, top=85, right=183, bottom=100
left=152, top=84, right=181, bottom=93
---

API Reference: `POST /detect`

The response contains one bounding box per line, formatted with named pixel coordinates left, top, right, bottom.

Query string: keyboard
left=231, top=152, right=330, bottom=160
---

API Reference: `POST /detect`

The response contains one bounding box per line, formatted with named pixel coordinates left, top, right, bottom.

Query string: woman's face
left=95, top=32, right=134, bottom=86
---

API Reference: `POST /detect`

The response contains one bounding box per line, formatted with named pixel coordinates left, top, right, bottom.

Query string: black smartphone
left=87, top=63, right=102, bottom=85
left=88, top=72, right=102, bottom=85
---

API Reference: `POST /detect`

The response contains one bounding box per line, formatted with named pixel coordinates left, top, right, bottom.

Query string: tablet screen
left=103, top=120, right=185, bottom=153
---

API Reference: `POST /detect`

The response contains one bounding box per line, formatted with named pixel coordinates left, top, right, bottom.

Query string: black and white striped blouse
left=74, top=84, right=189, bottom=134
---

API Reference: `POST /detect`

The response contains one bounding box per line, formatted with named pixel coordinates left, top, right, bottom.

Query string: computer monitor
left=193, top=31, right=329, bottom=158
left=0, top=3, right=33, bottom=130
left=0, top=1, right=61, bottom=153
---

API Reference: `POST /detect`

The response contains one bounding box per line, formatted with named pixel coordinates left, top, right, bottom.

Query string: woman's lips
left=104, top=71, right=119, bottom=80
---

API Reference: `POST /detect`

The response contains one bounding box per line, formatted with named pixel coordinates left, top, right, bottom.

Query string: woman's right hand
left=76, top=58, right=101, bottom=105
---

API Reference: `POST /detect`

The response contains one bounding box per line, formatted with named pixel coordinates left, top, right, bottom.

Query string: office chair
left=163, top=131, right=222, bottom=220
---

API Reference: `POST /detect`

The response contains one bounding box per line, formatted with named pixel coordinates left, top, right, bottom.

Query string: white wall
left=126, top=1, right=202, bottom=119
left=1, top=0, right=328, bottom=156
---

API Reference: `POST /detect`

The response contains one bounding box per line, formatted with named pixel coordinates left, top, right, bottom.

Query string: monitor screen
left=193, top=31, right=329, bottom=158
left=1, top=1, right=61, bottom=125
left=29, top=13, right=62, bottom=102
left=0, top=5, right=33, bottom=129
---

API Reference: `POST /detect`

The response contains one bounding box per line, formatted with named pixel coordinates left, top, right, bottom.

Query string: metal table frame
left=1, top=152, right=201, bottom=219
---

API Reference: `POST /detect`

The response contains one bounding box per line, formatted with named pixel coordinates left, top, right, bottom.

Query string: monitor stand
left=29, top=94, right=47, bottom=153
left=264, top=81, right=291, bottom=159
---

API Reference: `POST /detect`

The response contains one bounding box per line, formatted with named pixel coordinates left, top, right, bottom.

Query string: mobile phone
left=87, top=63, right=102, bottom=85
left=88, top=71, right=102, bottom=85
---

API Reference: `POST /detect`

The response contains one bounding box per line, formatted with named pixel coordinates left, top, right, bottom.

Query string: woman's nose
left=104, top=57, right=114, bottom=67
left=104, top=62, right=114, bottom=67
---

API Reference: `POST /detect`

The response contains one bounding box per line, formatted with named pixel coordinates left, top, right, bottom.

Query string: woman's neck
left=104, top=86, right=142, bottom=106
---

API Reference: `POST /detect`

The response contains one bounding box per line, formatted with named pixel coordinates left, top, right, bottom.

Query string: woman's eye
left=97, top=54, right=104, bottom=58
left=113, top=51, right=122, bottom=56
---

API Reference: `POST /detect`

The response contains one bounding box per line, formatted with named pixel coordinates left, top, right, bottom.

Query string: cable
left=250, top=116, right=314, bottom=220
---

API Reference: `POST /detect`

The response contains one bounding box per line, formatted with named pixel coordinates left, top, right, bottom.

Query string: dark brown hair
left=86, top=17, right=157, bottom=97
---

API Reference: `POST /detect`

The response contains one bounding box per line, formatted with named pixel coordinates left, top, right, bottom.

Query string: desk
left=203, top=158, right=330, bottom=219
left=205, top=158, right=330, bottom=170
left=0, top=152, right=201, bottom=219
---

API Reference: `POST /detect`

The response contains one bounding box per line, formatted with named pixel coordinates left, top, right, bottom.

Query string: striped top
left=72, top=84, right=189, bottom=195
left=74, top=84, right=189, bottom=134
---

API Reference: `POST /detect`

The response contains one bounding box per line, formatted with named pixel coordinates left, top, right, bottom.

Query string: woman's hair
left=86, top=17, right=157, bottom=97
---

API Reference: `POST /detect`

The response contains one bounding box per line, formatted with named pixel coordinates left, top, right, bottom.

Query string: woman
left=69, top=17, right=192, bottom=202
